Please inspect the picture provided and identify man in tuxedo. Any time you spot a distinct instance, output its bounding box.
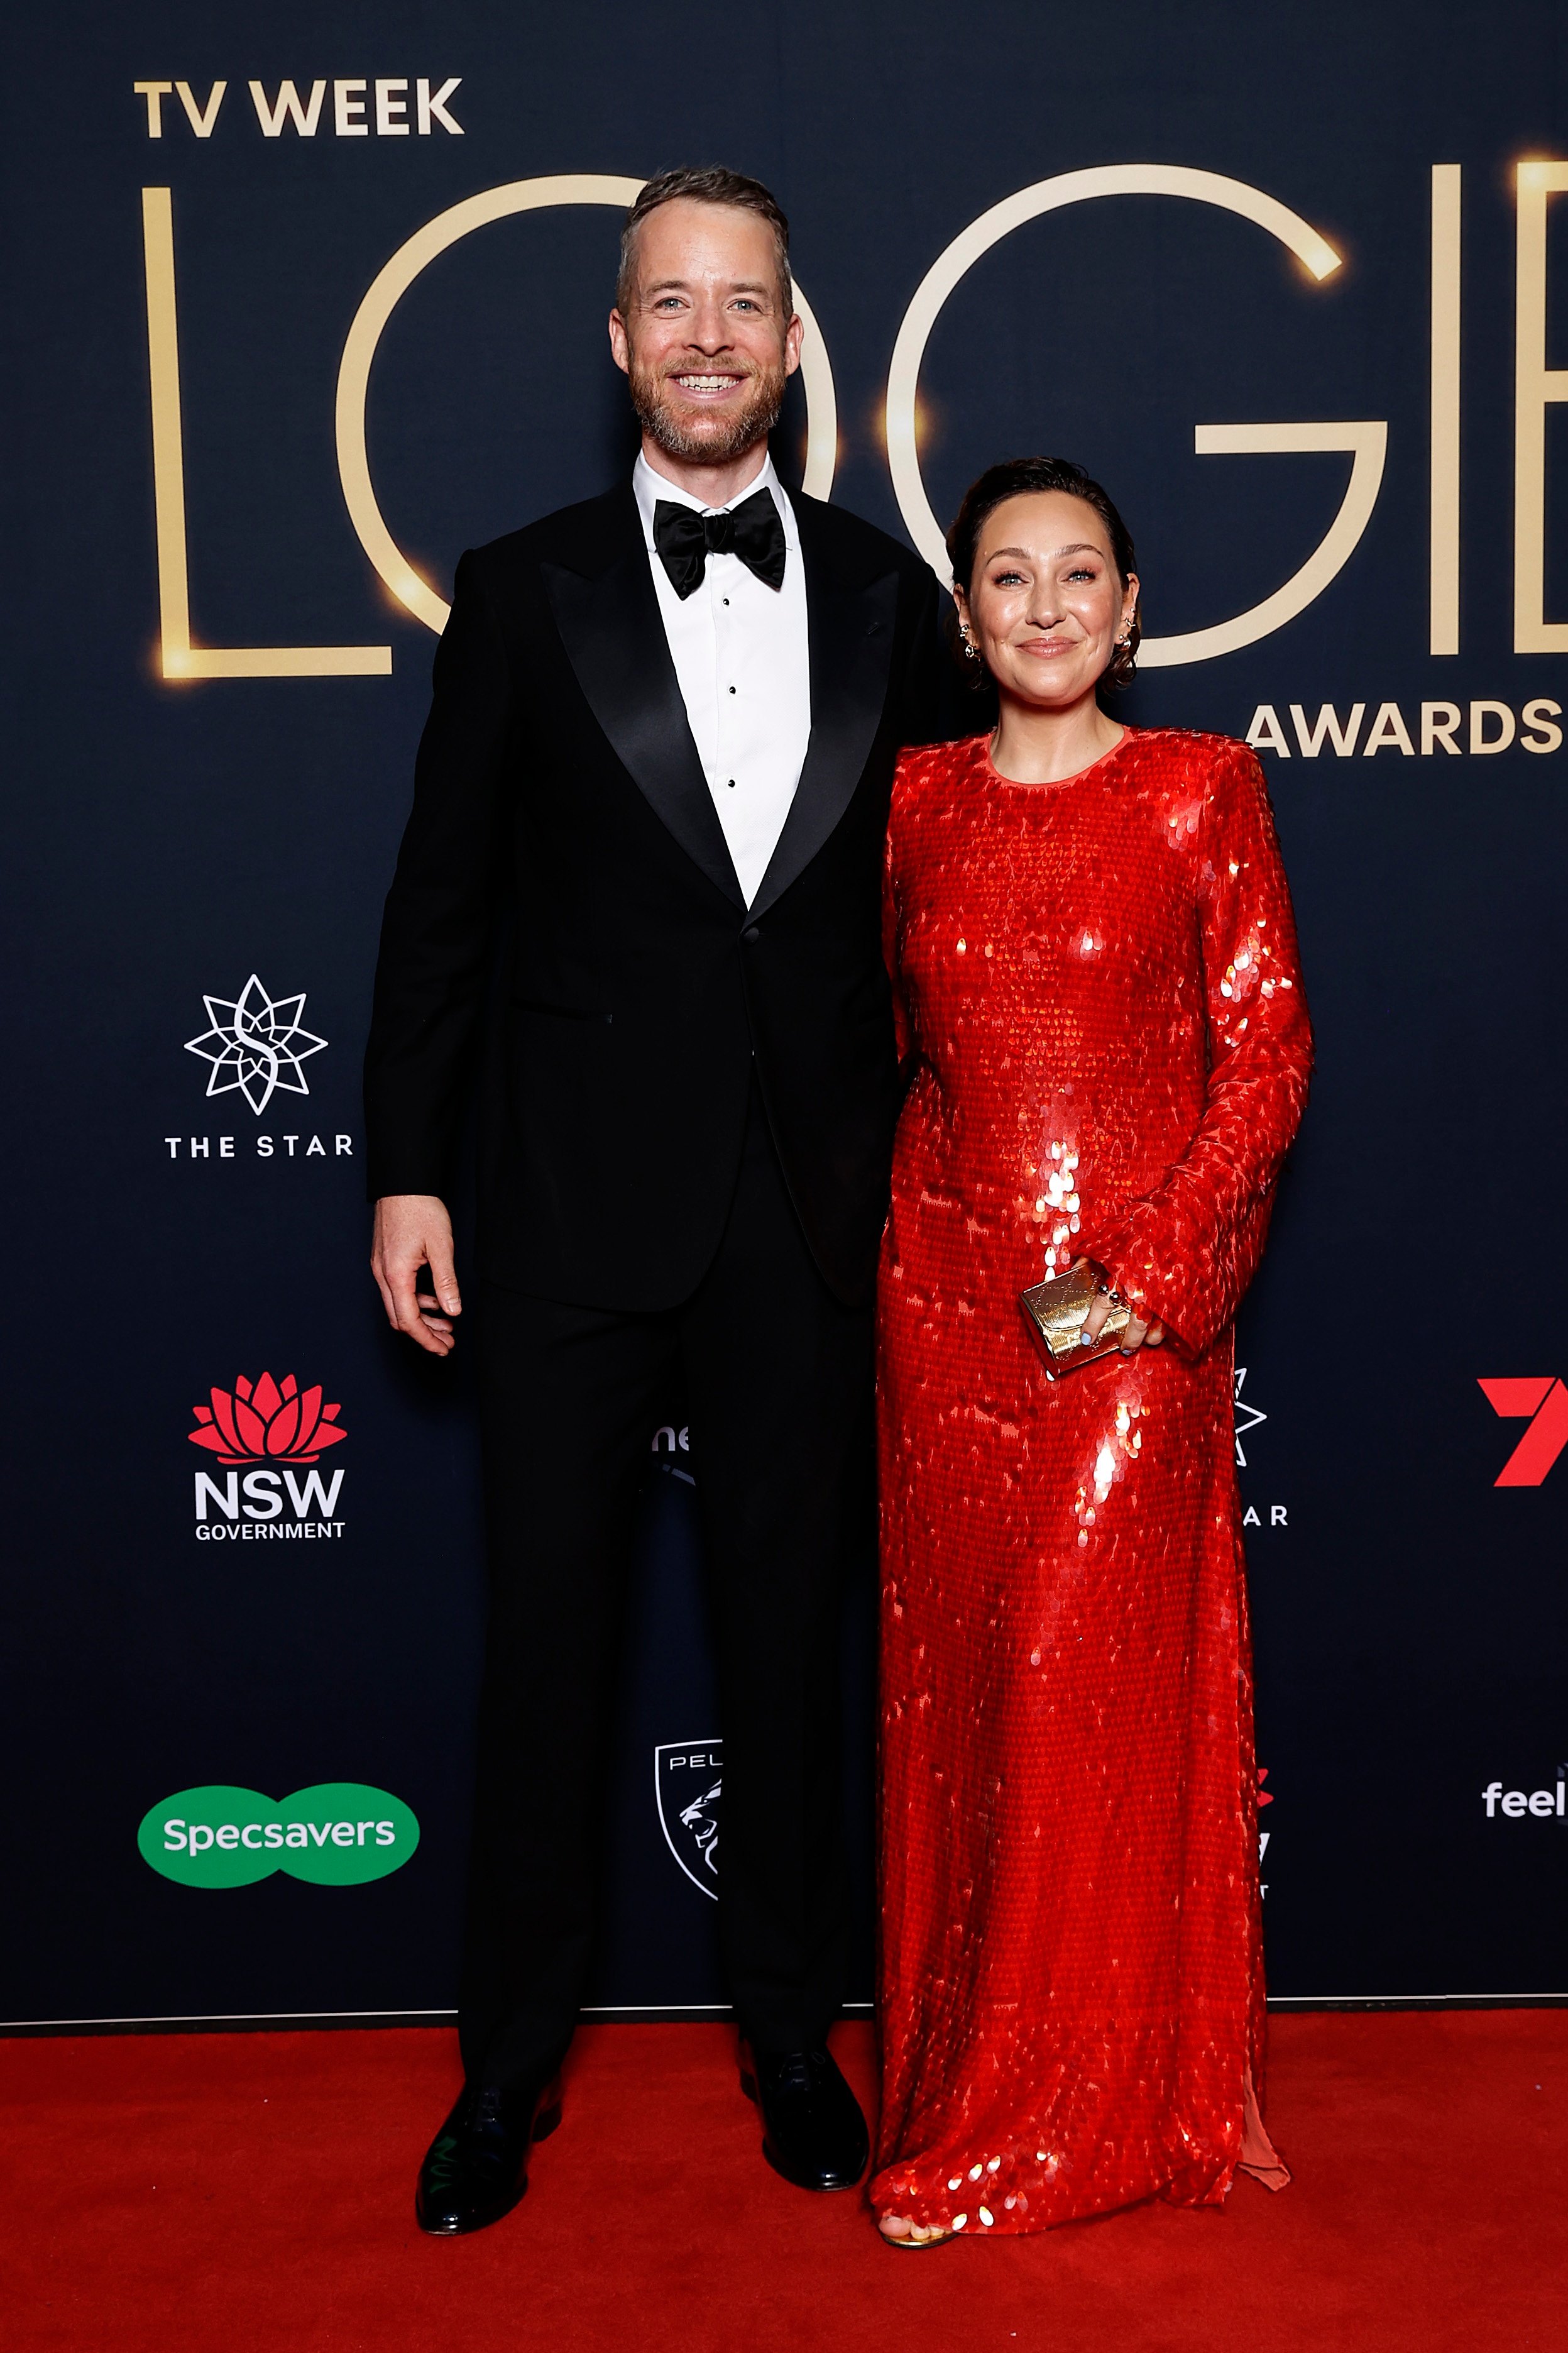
[365,165,941,2235]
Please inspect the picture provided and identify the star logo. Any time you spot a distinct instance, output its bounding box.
[1234,1367,1267,1468]
[184,974,327,1115]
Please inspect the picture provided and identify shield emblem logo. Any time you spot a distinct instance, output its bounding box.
[654,1739,722,1900]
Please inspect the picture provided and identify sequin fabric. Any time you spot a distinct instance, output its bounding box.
[872,727,1312,2235]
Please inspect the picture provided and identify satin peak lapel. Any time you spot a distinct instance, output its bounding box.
[750,509,899,921]
[542,505,745,912]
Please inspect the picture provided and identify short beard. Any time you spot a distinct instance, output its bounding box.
[628,354,787,467]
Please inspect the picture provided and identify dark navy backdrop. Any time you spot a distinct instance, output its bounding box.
[3,0,1564,2029]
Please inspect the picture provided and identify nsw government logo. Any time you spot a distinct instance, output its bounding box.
[190,1372,346,1540]
[138,1783,418,1887]
[655,1741,721,1900]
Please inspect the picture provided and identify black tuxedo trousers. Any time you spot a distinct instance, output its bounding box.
[462,1078,868,2088]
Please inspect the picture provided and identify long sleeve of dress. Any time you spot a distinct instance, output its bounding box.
[1086,742,1312,1357]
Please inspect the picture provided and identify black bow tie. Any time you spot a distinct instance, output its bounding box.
[652,488,788,599]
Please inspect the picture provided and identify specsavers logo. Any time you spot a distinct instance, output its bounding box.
[139,1783,417,1887]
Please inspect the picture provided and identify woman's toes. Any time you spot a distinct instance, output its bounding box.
[879,2214,950,2245]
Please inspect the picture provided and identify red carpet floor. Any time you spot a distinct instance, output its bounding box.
[4,2011,1564,2352]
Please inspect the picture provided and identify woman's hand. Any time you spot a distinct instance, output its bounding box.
[1082,1290,1165,1355]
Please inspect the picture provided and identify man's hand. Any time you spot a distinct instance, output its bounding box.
[371,1195,461,1357]
[1082,1288,1165,1355]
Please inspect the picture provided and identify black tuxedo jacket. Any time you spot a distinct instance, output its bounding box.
[364,477,943,1310]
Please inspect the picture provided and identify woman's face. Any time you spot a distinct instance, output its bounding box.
[956,491,1138,708]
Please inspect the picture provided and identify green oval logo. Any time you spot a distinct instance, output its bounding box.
[138,1784,419,1888]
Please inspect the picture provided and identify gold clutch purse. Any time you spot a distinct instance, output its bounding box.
[1020,1254,1131,1379]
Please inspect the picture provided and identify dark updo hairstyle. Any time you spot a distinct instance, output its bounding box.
[946,456,1142,695]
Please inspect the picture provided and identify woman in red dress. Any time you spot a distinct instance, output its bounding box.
[873,459,1311,2246]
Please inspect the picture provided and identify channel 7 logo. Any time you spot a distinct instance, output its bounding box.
[1478,1379,1568,1486]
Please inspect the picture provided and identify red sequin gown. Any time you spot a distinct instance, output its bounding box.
[872,727,1312,2235]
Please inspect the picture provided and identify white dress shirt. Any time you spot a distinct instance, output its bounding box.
[633,451,811,907]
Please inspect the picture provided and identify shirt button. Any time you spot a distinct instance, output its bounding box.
[728,685,737,695]
[727,778,736,789]
[723,598,730,607]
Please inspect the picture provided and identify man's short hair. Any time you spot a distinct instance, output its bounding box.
[616,167,792,319]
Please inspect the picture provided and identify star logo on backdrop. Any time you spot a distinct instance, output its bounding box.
[1233,1367,1268,1468]
[184,974,327,1115]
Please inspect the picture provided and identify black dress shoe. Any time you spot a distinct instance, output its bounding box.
[414,2075,562,2235]
[739,2042,869,2191]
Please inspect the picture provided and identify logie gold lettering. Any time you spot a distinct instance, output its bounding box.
[1429,165,1461,655]
[140,188,391,680]
[884,164,1386,668]
[1513,159,1568,653]
[128,155,1568,692]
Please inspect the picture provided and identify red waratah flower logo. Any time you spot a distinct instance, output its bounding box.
[188,1374,346,1463]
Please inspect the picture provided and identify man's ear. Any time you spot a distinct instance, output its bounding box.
[608,309,631,377]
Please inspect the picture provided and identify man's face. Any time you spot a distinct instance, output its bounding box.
[609,199,803,466]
